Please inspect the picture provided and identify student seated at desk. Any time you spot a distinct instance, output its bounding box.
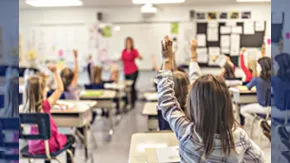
[272,53,290,120]
[156,36,264,162]
[240,48,254,83]
[241,57,272,126]
[61,50,80,100]
[23,64,75,163]
[220,60,236,80]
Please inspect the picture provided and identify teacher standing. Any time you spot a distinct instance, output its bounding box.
[121,37,143,108]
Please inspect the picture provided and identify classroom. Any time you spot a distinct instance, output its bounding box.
[9,0,286,162]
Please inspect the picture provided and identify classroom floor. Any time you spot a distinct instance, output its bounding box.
[20,71,271,163]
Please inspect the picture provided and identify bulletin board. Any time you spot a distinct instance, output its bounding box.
[196,21,266,67]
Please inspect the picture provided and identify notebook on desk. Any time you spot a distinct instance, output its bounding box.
[81,90,104,97]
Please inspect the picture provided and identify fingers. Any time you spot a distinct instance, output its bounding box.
[161,40,165,50]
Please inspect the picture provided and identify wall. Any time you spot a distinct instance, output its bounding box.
[20,3,270,77]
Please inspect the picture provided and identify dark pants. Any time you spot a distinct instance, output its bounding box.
[125,71,139,107]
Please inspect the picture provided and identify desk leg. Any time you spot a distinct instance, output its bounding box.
[109,102,114,137]
[84,125,88,159]
[126,88,132,110]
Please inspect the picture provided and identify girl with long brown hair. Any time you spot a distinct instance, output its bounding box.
[156,36,264,162]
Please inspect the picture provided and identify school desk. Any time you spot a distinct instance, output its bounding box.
[143,92,158,102]
[142,102,158,130]
[80,89,117,137]
[19,100,97,159]
[128,132,178,163]
[104,80,134,110]
[229,86,257,122]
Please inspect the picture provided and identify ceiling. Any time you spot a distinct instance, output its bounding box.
[19,0,248,9]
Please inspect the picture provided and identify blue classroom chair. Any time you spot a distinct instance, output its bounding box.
[19,113,73,163]
[0,118,19,162]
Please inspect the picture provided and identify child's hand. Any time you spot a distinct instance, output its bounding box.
[161,36,173,59]
[73,49,78,58]
[191,40,198,52]
[241,47,247,54]
[48,63,57,73]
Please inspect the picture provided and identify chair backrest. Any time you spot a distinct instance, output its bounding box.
[265,88,272,106]
[0,118,19,161]
[19,113,50,140]
[284,89,290,110]
[85,84,104,90]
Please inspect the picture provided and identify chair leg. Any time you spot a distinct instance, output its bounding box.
[66,149,74,163]
[55,158,62,163]
[250,117,257,138]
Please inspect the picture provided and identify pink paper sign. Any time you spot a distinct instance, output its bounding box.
[58,49,63,57]
[267,39,271,45]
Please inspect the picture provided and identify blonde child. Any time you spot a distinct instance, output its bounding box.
[24,64,74,163]
[156,36,264,162]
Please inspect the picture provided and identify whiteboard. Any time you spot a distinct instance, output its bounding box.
[109,22,195,70]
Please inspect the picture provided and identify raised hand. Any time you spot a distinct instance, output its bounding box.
[73,49,78,58]
[48,63,57,73]
[241,47,247,54]
[191,40,198,52]
[161,36,173,59]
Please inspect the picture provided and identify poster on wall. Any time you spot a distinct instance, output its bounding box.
[102,26,112,38]
[241,11,251,19]
[219,12,228,19]
[207,12,217,20]
[197,12,206,20]
[171,22,179,34]
[230,12,240,19]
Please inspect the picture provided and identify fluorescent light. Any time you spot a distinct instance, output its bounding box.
[141,3,157,13]
[25,0,83,7]
[133,0,185,4]
[237,0,270,2]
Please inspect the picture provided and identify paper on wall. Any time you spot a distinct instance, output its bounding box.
[155,146,180,163]
[243,21,255,35]
[230,34,240,56]
[208,22,218,28]
[196,48,207,54]
[272,12,283,24]
[227,21,236,27]
[220,35,230,47]
[207,27,218,41]
[221,48,230,54]
[197,54,208,63]
[220,26,231,34]
[232,26,242,34]
[209,47,220,55]
[196,34,206,47]
[255,21,265,32]
[196,48,208,63]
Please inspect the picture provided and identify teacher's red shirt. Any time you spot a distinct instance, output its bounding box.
[122,49,139,75]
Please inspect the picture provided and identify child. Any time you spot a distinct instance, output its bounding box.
[272,53,290,119]
[156,36,264,162]
[24,64,75,163]
[90,66,103,85]
[61,50,79,100]
[241,57,272,125]
[240,47,253,83]
[87,54,93,82]
[158,71,190,130]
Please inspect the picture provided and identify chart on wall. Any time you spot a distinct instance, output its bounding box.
[27,25,88,69]
[196,21,266,67]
